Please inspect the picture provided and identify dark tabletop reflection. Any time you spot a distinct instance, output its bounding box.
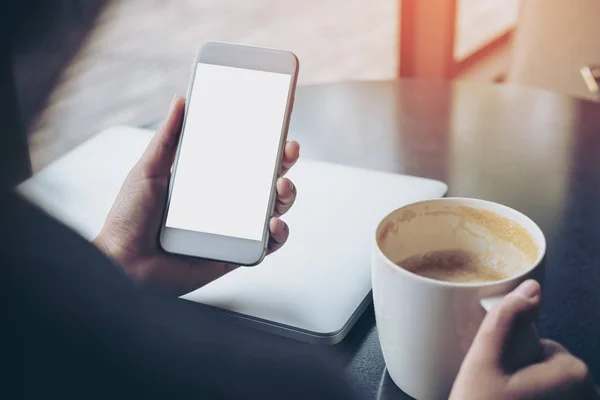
[289,80,600,400]
[378,370,414,400]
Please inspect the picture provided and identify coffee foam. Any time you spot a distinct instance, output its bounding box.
[377,202,540,281]
[399,249,509,283]
[454,206,538,263]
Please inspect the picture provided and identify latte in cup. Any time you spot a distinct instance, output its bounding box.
[383,205,538,284]
[399,249,508,283]
[372,198,546,400]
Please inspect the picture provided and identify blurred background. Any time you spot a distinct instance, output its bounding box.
[3,0,600,174]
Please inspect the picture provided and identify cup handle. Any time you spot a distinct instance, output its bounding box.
[480,296,544,371]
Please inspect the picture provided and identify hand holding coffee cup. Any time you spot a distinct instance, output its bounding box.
[372,198,546,400]
[450,279,600,400]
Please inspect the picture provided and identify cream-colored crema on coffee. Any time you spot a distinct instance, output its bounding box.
[390,206,539,283]
[399,249,508,283]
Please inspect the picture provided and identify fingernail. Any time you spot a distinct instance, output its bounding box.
[169,95,178,111]
[288,179,294,192]
[515,280,540,299]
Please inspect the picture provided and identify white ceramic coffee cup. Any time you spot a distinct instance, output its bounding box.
[372,198,546,400]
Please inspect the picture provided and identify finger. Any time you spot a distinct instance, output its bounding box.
[138,95,185,179]
[274,177,296,217]
[280,141,300,176]
[539,338,568,357]
[508,339,596,398]
[267,217,289,254]
[465,280,541,365]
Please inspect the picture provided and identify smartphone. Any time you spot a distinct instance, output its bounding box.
[159,41,299,266]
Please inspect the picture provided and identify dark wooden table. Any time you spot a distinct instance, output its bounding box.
[287,80,600,400]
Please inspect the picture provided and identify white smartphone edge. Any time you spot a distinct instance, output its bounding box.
[158,41,299,266]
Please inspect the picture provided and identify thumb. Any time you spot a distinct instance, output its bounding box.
[138,95,185,179]
[465,280,541,366]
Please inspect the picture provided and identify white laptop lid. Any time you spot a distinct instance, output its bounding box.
[17,126,447,344]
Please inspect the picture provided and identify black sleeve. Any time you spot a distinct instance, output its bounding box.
[1,191,363,400]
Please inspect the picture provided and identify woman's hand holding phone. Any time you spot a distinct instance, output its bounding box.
[93,96,300,296]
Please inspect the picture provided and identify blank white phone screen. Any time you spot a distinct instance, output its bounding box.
[165,63,291,241]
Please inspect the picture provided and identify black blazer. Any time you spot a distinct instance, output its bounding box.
[1,191,362,399]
